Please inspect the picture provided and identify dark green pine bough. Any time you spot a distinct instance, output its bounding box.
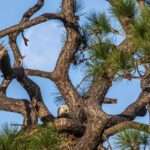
[0,0,150,149]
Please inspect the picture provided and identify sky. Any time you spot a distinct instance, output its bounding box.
[0,0,149,138]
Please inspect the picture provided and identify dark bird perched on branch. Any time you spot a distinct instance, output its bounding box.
[0,44,13,79]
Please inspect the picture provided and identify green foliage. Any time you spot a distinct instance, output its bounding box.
[114,129,150,150]
[0,124,62,150]
[111,0,137,19]
[83,8,137,79]
[87,13,112,35]
[0,124,18,150]
[87,40,134,78]
[133,7,150,49]
[133,7,150,40]
[132,7,150,63]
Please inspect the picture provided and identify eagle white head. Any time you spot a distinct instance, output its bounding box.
[57,104,70,117]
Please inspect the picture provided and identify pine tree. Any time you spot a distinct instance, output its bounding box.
[0,0,150,149]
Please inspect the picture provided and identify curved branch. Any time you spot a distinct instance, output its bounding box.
[20,0,45,47]
[9,0,46,65]
[0,96,35,127]
[21,0,45,22]
[121,92,149,118]
[0,79,11,96]
[52,0,82,110]
[0,95,42,127]
[8,1,55,124]
[0,14,63,38]
[0,96,30,114]
[104,121,150,139]
[19,76,54,122]
[54,118,85,136]
[108,91,150,127]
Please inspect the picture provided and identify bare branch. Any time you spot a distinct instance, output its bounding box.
[104,121,150,139]
[21,0,45,22]
[20,0,45,46]
[0,14,63,38]
[54,118,85,136]
[52,0,82,110]
[121,93,149,118]
[0,96,30,114]
[0,95,42,127]
[19,76,54,122]
[9,33,23,66]
[108,91,150,127]
[25,69,52,79]
[0,95,34,127]
[0,79,11,96]
[9,0,45,66]
[103,98,117,104]
[7,1,55,124]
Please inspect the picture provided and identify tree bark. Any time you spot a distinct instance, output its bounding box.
[74,123,105,150]
[0,0,150,149]
[73,102,108,150]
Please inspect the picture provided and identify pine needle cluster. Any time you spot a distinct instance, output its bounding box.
[82,0,150,80]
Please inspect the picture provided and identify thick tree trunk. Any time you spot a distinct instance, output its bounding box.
[58,121,106,150]
[55,102,108,150]
[1,1,149,150]
[73,122,106,150]
[72,103,108,150]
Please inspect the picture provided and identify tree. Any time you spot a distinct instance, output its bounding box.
[0,0,150,149]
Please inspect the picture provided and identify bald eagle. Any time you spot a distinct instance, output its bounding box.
[57,104,70,118]
[0,44,13,79]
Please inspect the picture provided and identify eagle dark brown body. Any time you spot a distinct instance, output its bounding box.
[0,44,13,79]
